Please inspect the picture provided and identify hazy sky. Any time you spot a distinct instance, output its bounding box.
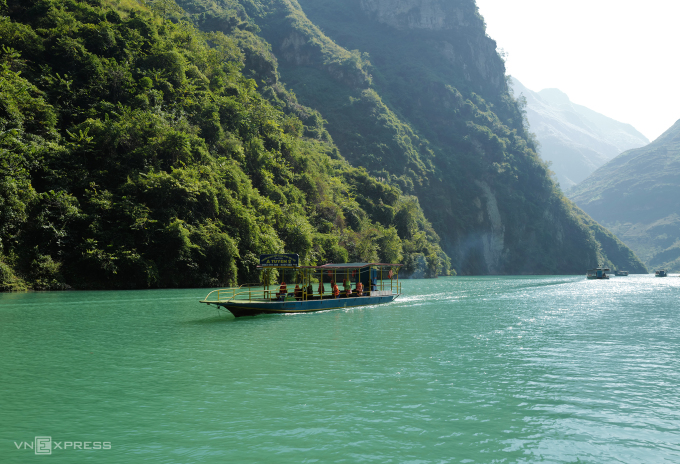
[476,0,680,141]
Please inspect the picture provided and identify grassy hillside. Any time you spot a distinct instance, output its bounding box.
[0,0,450,291]
[570,120,680,271]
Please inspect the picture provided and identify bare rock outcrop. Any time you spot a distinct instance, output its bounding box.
[359,0,503,91]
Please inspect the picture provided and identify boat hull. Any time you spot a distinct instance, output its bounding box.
[201,294,399,317]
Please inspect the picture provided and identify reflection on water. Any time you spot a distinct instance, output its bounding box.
[1,276,680,463]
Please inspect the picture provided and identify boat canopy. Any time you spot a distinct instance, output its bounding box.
[319,262,403,268]
[257,262,402,270]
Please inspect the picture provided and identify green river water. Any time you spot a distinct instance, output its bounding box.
[1,275,680,463]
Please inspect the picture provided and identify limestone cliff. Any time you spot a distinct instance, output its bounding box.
[359,0,503,92]
[473,180,505,273]
[360,0,477,31]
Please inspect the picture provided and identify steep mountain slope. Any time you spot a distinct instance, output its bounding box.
[511,78,648,190]
[0,0,449,291]
[229,0,646,274]
[570,120,680,271]
[0,0,649,289]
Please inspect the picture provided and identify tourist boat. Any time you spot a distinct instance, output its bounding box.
[655,270,668,277]
[586,265,610,279]
[614,270,629,276]
[200,254,403,317]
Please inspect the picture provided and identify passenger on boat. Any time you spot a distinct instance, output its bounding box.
[294,284,302,300]
[356,281,364,296]
[318,281,325,296]
[343,279,351,297]
[278,282,287,300]
[332,281,340,298]
[306,283,313,299]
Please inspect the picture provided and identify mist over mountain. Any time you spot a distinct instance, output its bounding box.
[511,78,649,190]
[570,120,680,271]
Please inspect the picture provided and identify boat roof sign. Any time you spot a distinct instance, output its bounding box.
[259,253,299,267]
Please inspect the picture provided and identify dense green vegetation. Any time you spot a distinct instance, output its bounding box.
[0,0,450,291]
[1,0,649,291]
[570,120,680,272]
[207,0,646,274]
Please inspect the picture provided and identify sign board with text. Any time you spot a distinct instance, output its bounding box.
[259,254,299,267]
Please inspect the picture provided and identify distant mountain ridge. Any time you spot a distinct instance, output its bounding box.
[511,78,649,190]
[569,120,680,271]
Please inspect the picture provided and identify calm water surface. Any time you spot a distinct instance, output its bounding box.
[1,275,680,463]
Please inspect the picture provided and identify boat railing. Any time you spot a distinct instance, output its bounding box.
[203,284,271,303]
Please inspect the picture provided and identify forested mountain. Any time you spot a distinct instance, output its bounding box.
[0,0,448,290]
[212,0,645,275]
[570,120,680,271]
[0,0,646,291]
[511,78,648,190]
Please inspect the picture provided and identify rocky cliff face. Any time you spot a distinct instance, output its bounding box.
[251,0,647,275]
[359,0,504,92]
[359,0,475,30]
[474,180,505,273]
[280,32,314,65]
[265,1,373,89]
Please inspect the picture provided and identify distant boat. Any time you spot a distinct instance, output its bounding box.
[655,270,668,277]
[614,270,629,276]
[587,265,610,280]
